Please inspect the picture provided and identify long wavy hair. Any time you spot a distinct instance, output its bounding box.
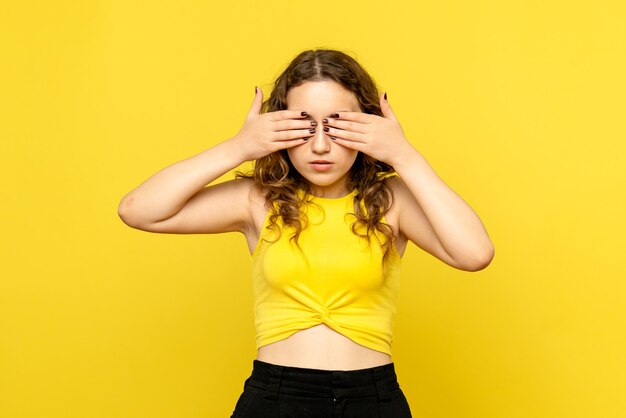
[237,49,397,260]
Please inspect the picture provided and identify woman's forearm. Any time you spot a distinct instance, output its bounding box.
[117,137,247,225]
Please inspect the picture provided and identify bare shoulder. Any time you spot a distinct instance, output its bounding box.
[247,181,270,231]
[386,174,410,198]
[244,182,273,255]
[384,175,408,232]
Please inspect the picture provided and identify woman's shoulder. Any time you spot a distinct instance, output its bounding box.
[379,173,404,230]
[245,181,273,232]
[383,173,408,198]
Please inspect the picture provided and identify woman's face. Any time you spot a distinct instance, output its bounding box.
[285,80,361,198]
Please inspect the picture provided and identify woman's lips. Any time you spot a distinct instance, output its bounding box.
[310,161,333,171]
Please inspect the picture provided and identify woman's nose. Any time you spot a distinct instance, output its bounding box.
[310,123,331,153]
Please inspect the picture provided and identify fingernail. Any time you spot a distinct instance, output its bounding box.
[330,113,339,118]
[301,111,307,116]
[310,121,317,126]
[303,137,309,141]
[255,86,257,94]
[309,128,316,133]
[331,136,336,140]
[384,92,387,100]
[323,126,329,132]
[322,118,329,124]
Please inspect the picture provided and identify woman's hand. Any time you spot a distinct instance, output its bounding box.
[231,86,316,161]
[321,93,414,167]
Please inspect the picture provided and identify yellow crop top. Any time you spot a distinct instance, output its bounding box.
[250,188,403,356]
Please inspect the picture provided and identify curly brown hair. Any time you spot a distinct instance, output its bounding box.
[236,49,397,260]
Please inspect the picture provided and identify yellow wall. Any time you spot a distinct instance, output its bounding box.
[1,1,625,417]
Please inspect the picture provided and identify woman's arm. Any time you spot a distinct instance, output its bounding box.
[390,151,494,271]
[117,139,252,234]
[321,93,494,271]
[117,87,313,235]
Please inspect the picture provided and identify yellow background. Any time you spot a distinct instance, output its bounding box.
[1,1,625,417]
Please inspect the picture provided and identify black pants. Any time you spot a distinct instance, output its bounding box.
[230,359,412,417]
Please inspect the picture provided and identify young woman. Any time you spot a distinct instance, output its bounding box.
[118,49,494,417]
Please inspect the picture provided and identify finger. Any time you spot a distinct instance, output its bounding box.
[322,125,366,142]
[273,118,318,132]
[330,136,366,152]
[322,117,368,134]
[328,111,371,123]
[273,127,317,141]
[380,92,398,121]
[275,137,312,150]
[247,86,263,118]
[267,109,309,121]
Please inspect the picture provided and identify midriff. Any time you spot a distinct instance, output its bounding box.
[256,323,392,371]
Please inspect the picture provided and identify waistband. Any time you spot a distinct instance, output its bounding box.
[245,359,400,401]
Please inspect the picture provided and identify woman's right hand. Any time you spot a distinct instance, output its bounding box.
[230,86,316,161]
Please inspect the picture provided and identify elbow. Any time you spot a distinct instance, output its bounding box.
[117,195,139,228]
[459,242,495,272]
[117,195,164,231]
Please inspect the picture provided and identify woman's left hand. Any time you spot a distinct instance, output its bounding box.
[322,93,414,166]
